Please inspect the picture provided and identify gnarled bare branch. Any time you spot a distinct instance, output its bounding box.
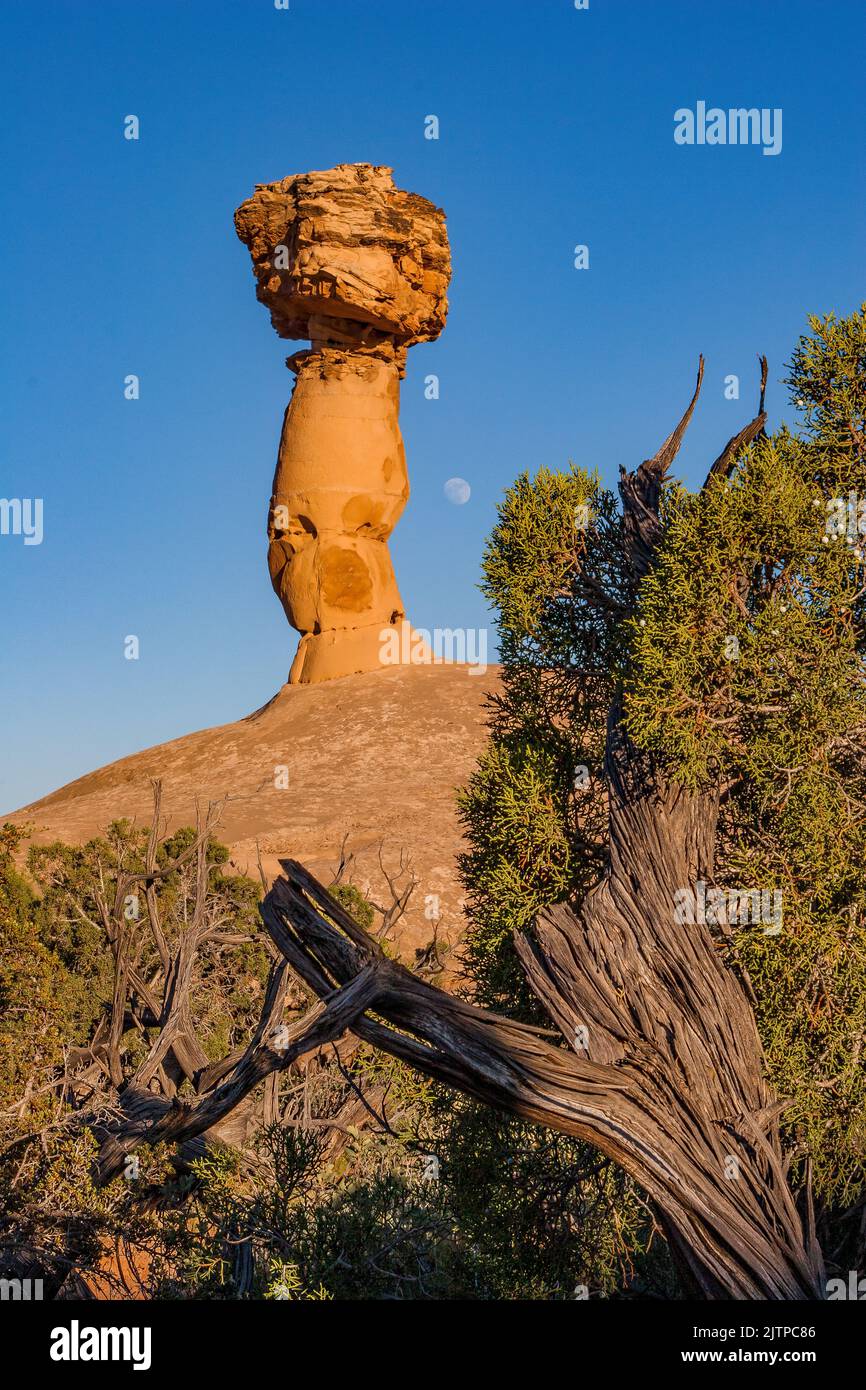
[705,354,769,484]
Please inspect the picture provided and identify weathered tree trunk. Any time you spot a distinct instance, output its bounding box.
[257,852,823,1298]
[519,708,821,1298]
[91,839,823,1297]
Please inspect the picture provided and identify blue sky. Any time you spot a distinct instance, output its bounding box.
[1,0,864,811]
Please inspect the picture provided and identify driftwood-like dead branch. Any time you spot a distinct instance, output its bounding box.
[369,842,417,938]
[249,856,824,1301]
[619,356,704,584]
[94,959,380,1182]
[705,355,768,484]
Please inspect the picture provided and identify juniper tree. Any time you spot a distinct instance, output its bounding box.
[90,307,865,1300]
[456,307,866,1283]
[625,309,866,1268]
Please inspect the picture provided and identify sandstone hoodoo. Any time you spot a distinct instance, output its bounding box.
[234,164,451,684]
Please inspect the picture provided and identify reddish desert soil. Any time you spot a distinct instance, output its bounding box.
[8,664,500,955]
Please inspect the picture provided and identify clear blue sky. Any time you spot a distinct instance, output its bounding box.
[1,0,864,812]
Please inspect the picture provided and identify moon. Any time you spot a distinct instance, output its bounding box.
[444,477,471,505]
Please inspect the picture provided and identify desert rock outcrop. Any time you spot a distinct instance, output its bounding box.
[235,164,451,683]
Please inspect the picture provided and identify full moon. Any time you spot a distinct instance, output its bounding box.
[444,476,471,505]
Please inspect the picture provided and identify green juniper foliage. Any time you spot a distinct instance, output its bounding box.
[27,822,267,1062]
[327,881,375,933]
[0,824,68,1112]
[624,307,866,1261]
[454,467,669,1296]
[458,465,621,1016]
[0,820,269,1292]
[459,306,866,1279]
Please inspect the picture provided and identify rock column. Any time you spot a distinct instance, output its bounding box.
[234,164,450,683]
